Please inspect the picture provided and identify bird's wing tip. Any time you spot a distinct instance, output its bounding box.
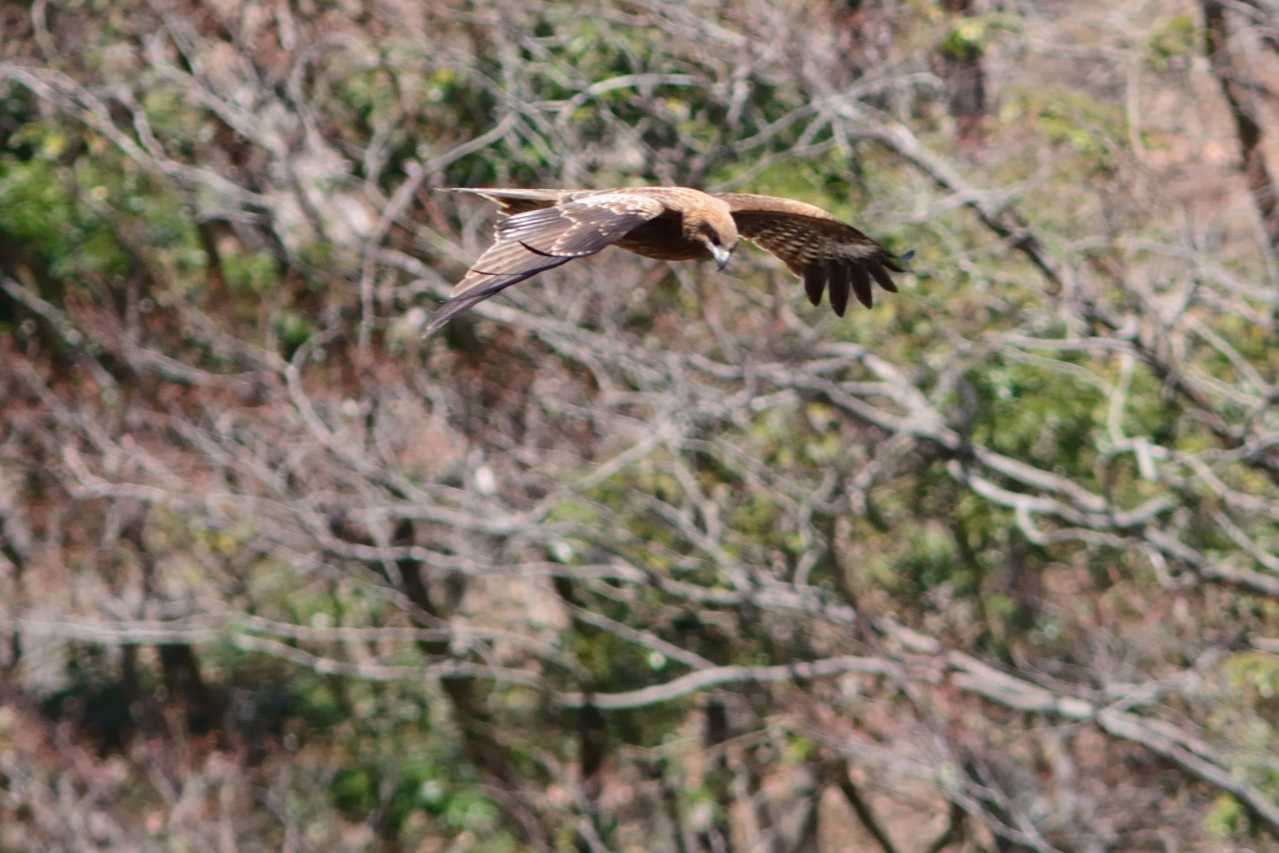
[424,303,463,337]
[886,249,915,273]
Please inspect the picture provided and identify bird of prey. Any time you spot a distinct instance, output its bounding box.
[427,186,908,334]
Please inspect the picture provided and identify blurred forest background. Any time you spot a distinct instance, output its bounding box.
[2,0,1279,850]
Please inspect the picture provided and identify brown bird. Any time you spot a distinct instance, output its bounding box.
[428,186,908,334]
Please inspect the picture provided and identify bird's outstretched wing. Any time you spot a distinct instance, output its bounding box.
[715,193,907,316]
[428,191,665,334]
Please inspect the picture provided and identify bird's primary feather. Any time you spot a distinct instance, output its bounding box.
[714,192,903,314]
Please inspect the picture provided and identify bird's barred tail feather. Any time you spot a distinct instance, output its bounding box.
[441,187,564,214]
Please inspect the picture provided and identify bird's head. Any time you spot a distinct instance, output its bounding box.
[686,207,739,271]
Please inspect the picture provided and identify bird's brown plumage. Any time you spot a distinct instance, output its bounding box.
[428,186,906,334]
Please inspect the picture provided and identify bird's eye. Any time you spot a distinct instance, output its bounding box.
[700,223,721,245]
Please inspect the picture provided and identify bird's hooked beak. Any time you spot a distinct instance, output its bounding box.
[711,243,733,271]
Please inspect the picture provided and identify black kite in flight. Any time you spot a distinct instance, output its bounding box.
[428,187,908,334]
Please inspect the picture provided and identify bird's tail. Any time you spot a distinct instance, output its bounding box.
[441,188,562,214]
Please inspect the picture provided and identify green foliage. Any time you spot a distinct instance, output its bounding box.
[939,18,988,61]
[883,522,967,598]
[1147,14,1199,71]
[967,355,1104,477]
[1003,86,1127,176]
[224,250,281,294]
[1206,793,1250,841]
[273,309,314,358]
[938,13,1021,61]
[330,766,378,816]
[1224,653,1279,702]
[140,87,206,148]
[331,754,508,841]
[0,156,126,280]
[0,118,204,302]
